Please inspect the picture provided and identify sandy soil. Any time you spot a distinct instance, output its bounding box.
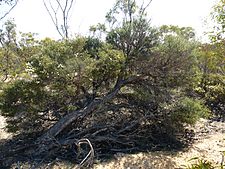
[174,118,225,168]
[0,115,11,140]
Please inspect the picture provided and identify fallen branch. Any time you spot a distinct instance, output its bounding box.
[76,138,94,168]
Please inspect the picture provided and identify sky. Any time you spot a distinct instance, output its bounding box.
[1,0,218,40]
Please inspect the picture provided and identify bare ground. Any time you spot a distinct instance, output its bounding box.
[0,116,11,140]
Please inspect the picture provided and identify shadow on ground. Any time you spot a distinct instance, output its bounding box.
[0,124,194,169]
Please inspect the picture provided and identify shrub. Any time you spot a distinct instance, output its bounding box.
[187,159,214,169]
[171,97,210,125]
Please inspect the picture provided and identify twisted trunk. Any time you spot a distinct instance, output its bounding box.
[38,79,125,140]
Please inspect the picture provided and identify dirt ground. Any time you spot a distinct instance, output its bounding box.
[0,116,224,169]
[0,116,11,140]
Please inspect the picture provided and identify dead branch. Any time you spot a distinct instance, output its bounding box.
[0,0,19,21]
[76,138,94,168]
[42,0,76,39]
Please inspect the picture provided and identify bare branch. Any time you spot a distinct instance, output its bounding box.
[0,0,19,21]
[76,138,94,168]
[55,0,63,12]
[43,0,64,38]
[140,0,152,16]
[43,0,75,39]
[66,0,75,19]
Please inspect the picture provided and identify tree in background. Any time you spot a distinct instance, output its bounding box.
[194,0,225,116]
[0,20,38,83]
[210,0,225,41]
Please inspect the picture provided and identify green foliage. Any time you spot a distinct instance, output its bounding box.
[91,45,125,86]
[105,0,137,27]
[171,97,210,125]
[210,0,225,41]
[186,159,214,169]
[0,20,20,80]
[194,41,225,115]
[89,23,106,39]
[185,156,225,169]
[160,25,195,40]
[150,32,198,90]
[105,0,159,60]
[0,80,47,132]
[0,20,38,85]
[194,0,225,115]
[84,37,103,58]
[106,21,159,58]
[0,35,127,132]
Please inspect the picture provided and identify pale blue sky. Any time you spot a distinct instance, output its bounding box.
[1,0,217,40]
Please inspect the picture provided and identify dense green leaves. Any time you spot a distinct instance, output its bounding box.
[171,97,210,125]
[0,36,127,132]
